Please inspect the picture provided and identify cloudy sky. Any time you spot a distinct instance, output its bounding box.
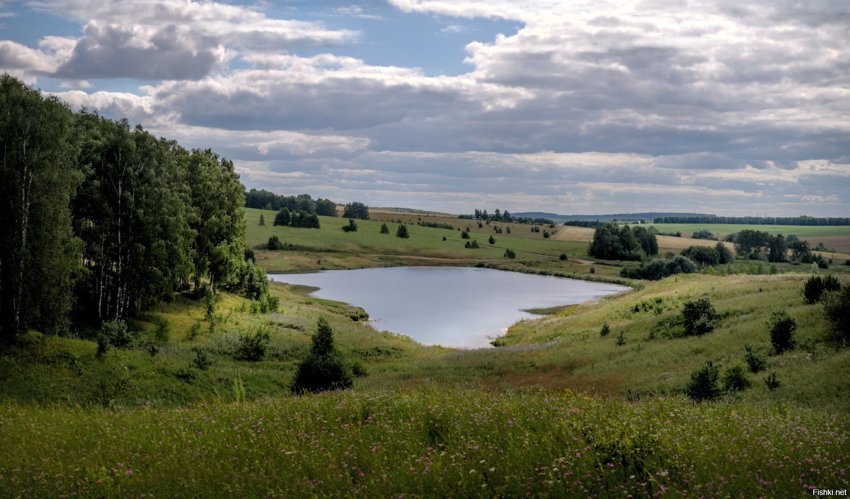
[2,0,849,215]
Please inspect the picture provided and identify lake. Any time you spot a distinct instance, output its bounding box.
[269,267,628,348]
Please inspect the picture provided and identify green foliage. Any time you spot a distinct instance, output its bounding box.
[559,253,567,261]
[292,318,353,393]
[315,198,337,216]
[234,331,271,362]
[396,224,409,238]
[764,372,781,391]
[803,275,841,304]
[743,343,766,373]
[192,348,212,370]
[379,223,389,234]
[822,284,850,346]
[342,202,369,220]
[0,75,80,340]
[274,208,291,226]
[722,365,751,392]
[258,214,265,226]
[715,242,735,264]
[620,256,696,280]
[504,248,516,258]
[768,311,797,354]
[681,297,718,336]
[461,230,470,239]
[616,330,626,345]
[464,240,480,249]
[96,320,132,356]
[267,235,285,250]
[488,235,495,244]
[600,323,611,337]
[589,223,658,261]
[342,219,358,232]
[685,361,721,401]
[691,229,715,240]
[681,246,720,267]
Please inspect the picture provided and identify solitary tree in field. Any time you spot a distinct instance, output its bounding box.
[489,235,495,244]
[396,224,409,238]
[380,223,389,234]
[259,214,265,226]
[291,318,352,393]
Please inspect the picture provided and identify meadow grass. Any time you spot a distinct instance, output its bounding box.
[1,387,846,497]
[3,208,850,496]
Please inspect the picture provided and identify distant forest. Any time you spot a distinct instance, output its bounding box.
[244,189,337,216]
[0,75,268,344]
[516,212,712,222]
[653,216,850,226]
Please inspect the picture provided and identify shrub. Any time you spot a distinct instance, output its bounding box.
[292,318,353,393]
[465,240,480,249]
[273,208,291,226]
[559,253,567,261]
[743,343,766,373]
[803,275,841,304]
[680,246,720,267]
[396,224,409,238]
[97,320,132,356]
[267,235,285,250]
[504,248,516,259]
[715,242,735,264]
[822,284,850,345]
[681,297,718,336]
[691,229,715,240]
[488,235,495,244]
[192,348,212,370]
[234,331,271,361]
[616,331,626,346]
[685,361,721,402]
[666,255,697,275]
[722,365,751,392]
[258,214,265,226]
[188,321,201,340]
[342,219,358,232]
[461,230,470,239]
[768,311,796,354]
[380,223,389,234]
[600,323,611,337]
[764,372,781,391]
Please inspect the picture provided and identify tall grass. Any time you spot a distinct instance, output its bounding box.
[0,387,846,497]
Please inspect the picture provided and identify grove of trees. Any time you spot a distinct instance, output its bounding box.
[0,75,263,345]
[588,223,658,261]
[342,202,369,220]
[244,189,337,216]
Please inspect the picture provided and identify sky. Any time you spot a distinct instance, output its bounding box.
[1,0,849,216]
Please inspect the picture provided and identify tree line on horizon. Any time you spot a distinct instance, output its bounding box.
[0,75,262,345]
[244,189,337,217]
[653,215,850,226]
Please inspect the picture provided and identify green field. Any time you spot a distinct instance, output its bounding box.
[651,223,850,253]
[2,207,850,496]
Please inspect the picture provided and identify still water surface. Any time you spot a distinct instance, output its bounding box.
[269,267,628,348]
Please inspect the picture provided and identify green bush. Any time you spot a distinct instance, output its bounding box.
[743,343,766,373]
[685,361,721,402]
[600,323,611,337]
[380,223,389,234]
[396,224,409,238]
[192,348,212,370]
[822,284,850,345]
[342,219,358,232]
[764,372,781,391]
[803,275,841,304]
[267,235,285,250]
[292,318,353,393]
[234,331,271,361]
[96,320,132,356]
[722,365,750,392]
[768,311,796,354]
[681,297,718,336]
[504,248,516,259]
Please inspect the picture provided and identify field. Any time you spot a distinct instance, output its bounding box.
[651,223,850,253]
[2,207,849,496]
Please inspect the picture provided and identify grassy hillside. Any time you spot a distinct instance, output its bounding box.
[2,388,846,497]
[2,206,849,496]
